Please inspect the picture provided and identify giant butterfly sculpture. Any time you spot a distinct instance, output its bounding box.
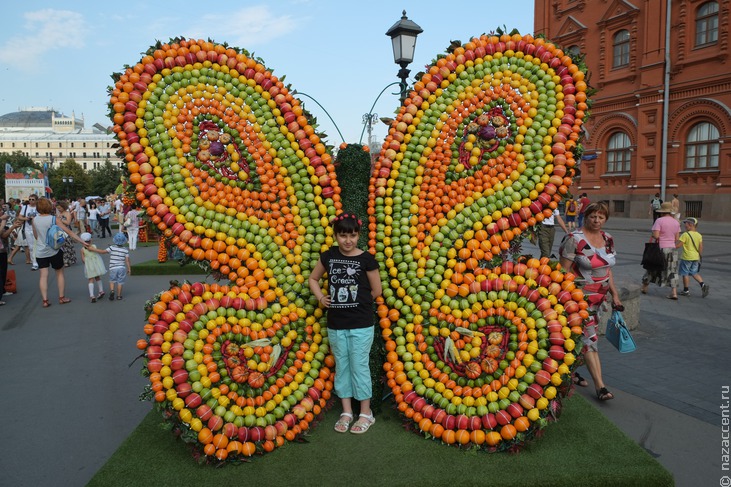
[118,32,590,462]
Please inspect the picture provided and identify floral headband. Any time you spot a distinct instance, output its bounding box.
[332,213,362,226]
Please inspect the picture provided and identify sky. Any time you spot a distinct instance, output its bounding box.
[0,1,534,147]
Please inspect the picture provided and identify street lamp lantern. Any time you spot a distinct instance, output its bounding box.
[62,176,74,199]
[386,10,423,103]
[362,112,379,146]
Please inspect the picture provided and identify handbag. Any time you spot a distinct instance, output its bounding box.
[605,310,636,353]
[687,233,702,270]
[5,269,17,294]
[641,239,665,272]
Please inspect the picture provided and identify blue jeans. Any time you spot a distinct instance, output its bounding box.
[327,327,374,401]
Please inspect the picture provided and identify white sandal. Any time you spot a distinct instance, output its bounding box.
[334,412,353,433]
[350,412,375,434]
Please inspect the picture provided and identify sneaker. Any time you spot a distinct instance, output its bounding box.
[109,291,115,301]
[679,290,690,296]
[702,284,710,298]
[91,297,97,303]
[97,291,105,299]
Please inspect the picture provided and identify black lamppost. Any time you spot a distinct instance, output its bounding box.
[362,112,379,147]
[386,10,423,103]
[62,176,74,200]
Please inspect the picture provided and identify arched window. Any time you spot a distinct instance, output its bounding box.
[612,30,630,68]
[696,2,719,47]
[606,132,631,173]
[685,122,720,169]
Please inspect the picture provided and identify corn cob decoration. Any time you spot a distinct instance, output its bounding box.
[138,221,148,243]
[157,237,167,263]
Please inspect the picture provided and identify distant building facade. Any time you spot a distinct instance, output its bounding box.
[0,107,119,171]
[535,0,730,220]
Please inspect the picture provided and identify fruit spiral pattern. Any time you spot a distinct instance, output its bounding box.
[369,33,590,450]
[115,38,338,462]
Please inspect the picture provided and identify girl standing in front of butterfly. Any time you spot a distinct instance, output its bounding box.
[309,213,382,434]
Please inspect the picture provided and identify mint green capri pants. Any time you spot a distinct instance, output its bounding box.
[327,327,374,401]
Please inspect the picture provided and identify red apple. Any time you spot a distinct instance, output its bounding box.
[519,394,536,409]
[534,370,551,386]
[527,384,544,400]
[549,345,566,361]
[264,425,277,441]
[249,426,264,442]
[185,393,202,409]
[196,405,212,421]
[147,345,162,359]
[496,410,512,426]
[543,358,559,374]
[507,403,524,419]
[191,282,205,296]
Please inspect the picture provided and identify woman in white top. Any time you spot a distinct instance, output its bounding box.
[32,198,88,307]
[124,207,141,250]
[88,202,100,237]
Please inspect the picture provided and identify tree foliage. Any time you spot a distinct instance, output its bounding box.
[47,159,91,200]
[87,160,124,197]
[334,144,372,248]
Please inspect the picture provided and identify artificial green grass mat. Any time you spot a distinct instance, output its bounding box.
[88,395,673,487]
[131,259,207,275]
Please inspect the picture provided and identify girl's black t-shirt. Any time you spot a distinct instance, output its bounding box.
[320,247,379,330]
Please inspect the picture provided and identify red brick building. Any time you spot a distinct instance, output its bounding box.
[535,0,730,220]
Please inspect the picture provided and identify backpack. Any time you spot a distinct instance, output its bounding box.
[567,200,576,213]
[46,216,68,250]
[651,198,662,210]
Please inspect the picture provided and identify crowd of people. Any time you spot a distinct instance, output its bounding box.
[0,194,138,307]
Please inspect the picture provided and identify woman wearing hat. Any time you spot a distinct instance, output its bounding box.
[641,202,681,299]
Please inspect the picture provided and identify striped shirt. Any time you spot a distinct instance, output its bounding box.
[106,245,129,269]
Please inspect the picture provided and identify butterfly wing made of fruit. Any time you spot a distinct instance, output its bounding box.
[369,33,590,451]
[116,38,339,462]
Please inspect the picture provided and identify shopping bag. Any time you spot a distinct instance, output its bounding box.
[605,310,636,353]
[641,240,665,272]
[5,269,17,294]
